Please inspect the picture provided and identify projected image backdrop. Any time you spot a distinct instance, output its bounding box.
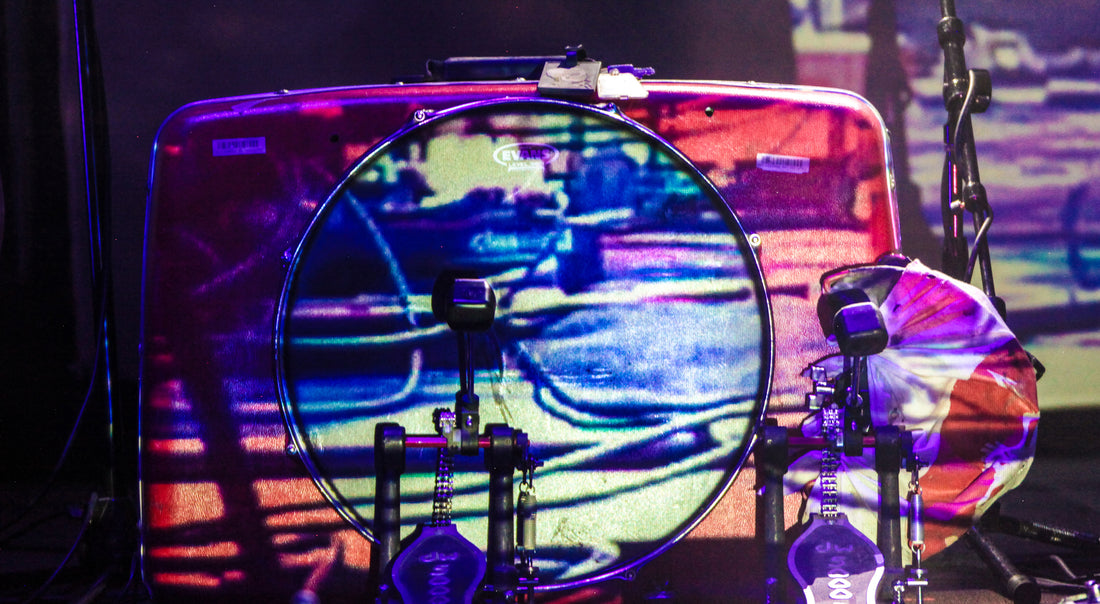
[791,1,1100,410]
[276,99,771,587]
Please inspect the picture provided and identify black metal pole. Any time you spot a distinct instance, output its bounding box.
[965,527,1041,604]
[757,424,788,603]
[937,0,999,301]
[484,424,519,601]
[73,0,119,501]
[937,0,971,281]
[984,510,1100,552]
[875,425,903,592]
[372,423,406,601]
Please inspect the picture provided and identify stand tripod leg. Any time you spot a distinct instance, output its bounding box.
[966,526,1041,604]
[982,504,1100,551]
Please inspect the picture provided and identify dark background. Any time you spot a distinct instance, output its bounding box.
[2,0,802,483]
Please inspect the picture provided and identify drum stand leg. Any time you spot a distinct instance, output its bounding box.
[960,498,1100,604]
[484,424,522,603]
[964,526,1041,604]
[875,425,904,595]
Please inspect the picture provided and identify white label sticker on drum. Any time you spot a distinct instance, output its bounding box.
[213,137,266,157]
[756,153,810,174]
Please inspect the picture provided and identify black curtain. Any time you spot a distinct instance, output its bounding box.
[0,1,90,479]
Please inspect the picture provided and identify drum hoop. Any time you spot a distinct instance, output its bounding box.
[273,96,775,589]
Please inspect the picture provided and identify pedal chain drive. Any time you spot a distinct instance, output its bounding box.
[788,403,886,603]
[392,412,486,604]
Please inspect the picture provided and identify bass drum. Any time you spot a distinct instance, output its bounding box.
[275,97,772,589]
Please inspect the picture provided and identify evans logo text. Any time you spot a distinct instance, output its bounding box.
[493,143,559,170]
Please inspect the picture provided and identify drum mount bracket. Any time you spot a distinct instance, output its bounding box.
[410,45,652,101]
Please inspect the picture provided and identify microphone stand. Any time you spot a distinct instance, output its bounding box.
[937,0,1002,314]
[935,8,1075,603]
[74,0,133,571]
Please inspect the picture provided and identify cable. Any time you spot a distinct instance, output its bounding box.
[965,211,994,283]
[946,68,996,288]
[14,493,97,604]
[0,319,102,540]
[73,0,119,499]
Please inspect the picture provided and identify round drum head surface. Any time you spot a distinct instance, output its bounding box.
[276,98,771,588]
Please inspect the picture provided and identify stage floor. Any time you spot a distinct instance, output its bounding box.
[2,408,1098,603]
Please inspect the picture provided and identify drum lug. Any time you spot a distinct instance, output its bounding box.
[410,108,434,123]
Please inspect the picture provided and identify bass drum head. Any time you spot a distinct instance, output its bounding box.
[275,98,772,589]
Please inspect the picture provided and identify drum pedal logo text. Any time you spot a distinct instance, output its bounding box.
[494,142,559,171]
